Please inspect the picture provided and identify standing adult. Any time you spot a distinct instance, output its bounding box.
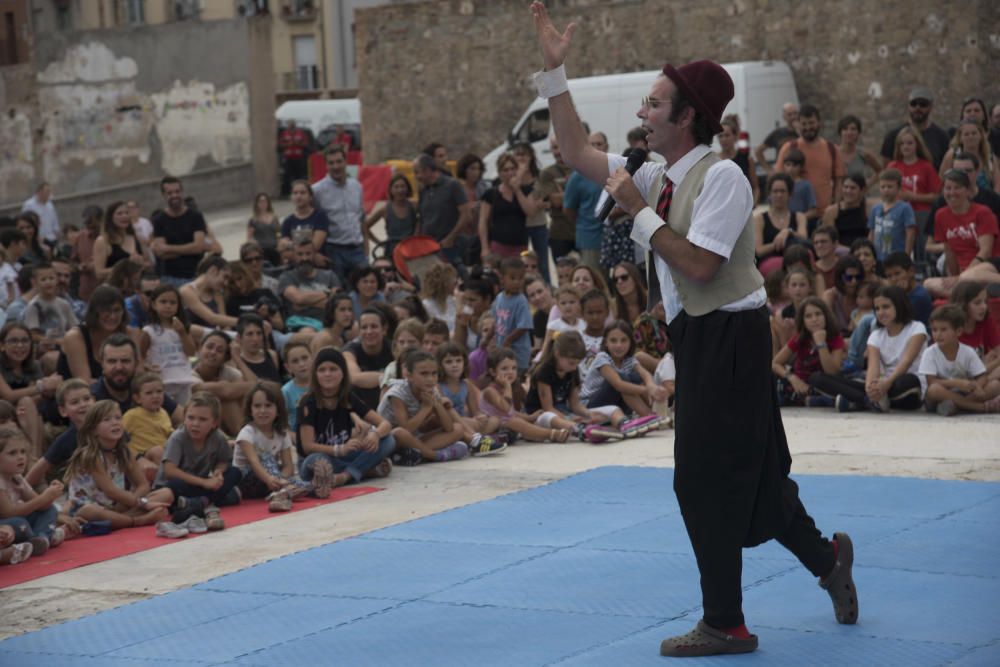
[775,105,845,214]
[478,153,537,259]
[422,142,451,175]
[151,176,212,287]
[718,118,759,204]
[939,120,1000,192]
[456,154,489,265]
[413,153,472,271]
[246,193,281,266]
[990,102,1000,157]
[278,119,309,196]
[537,136,576,263]
[754,102,799,176]
[563,132,607,272]
[72,205,101,301]
[21,182,60,246]
[312,146,367,285]
[512,141,551,284]
[530,4,855,657]
[836,114,882,190]
[880,87,951,170]
[364,174,417,262]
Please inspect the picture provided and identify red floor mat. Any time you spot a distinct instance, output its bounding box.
[0,486,381,589]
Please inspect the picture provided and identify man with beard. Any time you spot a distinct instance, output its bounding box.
[774,104,845,215]
[881,87,951,170]
[152,176,214,286]
[277,237,341,331]
[92,334,182,423]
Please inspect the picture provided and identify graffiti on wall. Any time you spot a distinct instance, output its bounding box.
[35,42,251,185]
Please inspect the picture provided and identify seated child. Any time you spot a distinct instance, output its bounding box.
[951,282,1000,380]
[525,332,627,442]
[771,267,814,358]
[538,286,586,358]
[0,426,66,558]
[65,401,176,533]
[772,297,846,407]
[24,379,94,486]
[122,372,172,483]
[469,313,495,382]
[437,343,505,455]
[580,321,668,421]
[296,347,395,488]
[378,349,469,463]
[235,382,310,511]
[920,304,1000,415]
[480,348,573,443]
[579,289,610,378]
[281,341,312,434]
[155,392,240,531]
[422,318,450,357]
[379,318,426,390]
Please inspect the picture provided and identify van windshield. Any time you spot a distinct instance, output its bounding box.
[512,108,550,145]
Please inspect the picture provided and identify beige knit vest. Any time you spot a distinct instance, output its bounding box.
[646,151,764,316]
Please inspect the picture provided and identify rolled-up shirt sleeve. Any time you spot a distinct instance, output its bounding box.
[686,161,754,261]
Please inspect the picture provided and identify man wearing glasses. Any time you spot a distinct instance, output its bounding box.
[880,87,951,170]
[125,272,160,329]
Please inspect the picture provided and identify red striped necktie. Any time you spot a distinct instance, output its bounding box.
[655,177,674,221]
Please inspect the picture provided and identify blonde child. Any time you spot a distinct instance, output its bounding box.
[297,347,395,489]
[235,382,310,512]
[772,297,846,407]
[379,349,469,463]
[0,426,65,558]
[580,321,667,422]
[380,317,426,389]
[24,379,94,486]
[65,401,177,535]
[526,332,628,443]
[122,372,172,483]
[480,348,571,443]
[437,343,506,456]
[155,392,239,531]
[420,263,458,332]
[281,341,312,433]
[139,285,198,405]
[920,305,1000,415]
[469,312,495,381]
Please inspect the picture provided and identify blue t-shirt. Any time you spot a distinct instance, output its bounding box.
[282,379,309,431]
[563,171,603,250]
[868,201,916,260]
[788,179,817,216]
[909,285,933,326]
[491,291,532,371]
[281,209,327,241]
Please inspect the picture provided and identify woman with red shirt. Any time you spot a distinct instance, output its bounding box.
[888,126,941,230]
[924,169,1000,298]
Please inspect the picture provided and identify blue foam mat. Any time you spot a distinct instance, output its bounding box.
[2,466,998,666]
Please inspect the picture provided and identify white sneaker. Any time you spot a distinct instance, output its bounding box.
[180,516,208,534]
[155,521,189,539]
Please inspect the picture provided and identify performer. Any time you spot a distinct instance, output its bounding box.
[530,3,857,657]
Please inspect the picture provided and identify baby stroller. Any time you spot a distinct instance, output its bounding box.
[383,235,445,285]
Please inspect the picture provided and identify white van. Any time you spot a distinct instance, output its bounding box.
[275,99,362,149]
[483,61,798,177]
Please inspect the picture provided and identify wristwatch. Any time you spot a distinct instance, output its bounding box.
[35,380,44,395]
[139,496,149,508]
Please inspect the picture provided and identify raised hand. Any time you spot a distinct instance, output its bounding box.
[530,1,577,71]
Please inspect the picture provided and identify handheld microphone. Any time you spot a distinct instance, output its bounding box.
[597,147,648,222]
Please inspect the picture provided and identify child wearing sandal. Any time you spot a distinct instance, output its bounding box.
[580,321,668,420]
[480,348,572,443]
[297,347,395,489]
[65,401,176,535]
[155,392,241,531]
[0,426,66,557]
[1,522,33,566]
[436,343,506,456]
[235,381,310,512]
[525,331,628,442]
[378,349,471,464]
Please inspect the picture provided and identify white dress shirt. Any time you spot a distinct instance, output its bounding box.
[613,145,766,323]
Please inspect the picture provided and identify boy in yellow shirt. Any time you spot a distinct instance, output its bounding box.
[123,372,172,483]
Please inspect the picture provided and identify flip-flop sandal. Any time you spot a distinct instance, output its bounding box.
[820,532,859,624]
[660,620,758,657]
[550,428,571,443]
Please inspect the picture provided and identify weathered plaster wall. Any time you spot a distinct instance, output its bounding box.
[355,0,1000,163]
[0,17,276,218]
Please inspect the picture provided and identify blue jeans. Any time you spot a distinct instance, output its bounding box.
[584,370,641,410]
[237,454,310,499]
[0,506,58,541]
[160,275,192,288]
[526,225,551,284]
[324,243,368,286]
[440,244,466,278]
[847,314,876,368]
[300,434,395,483]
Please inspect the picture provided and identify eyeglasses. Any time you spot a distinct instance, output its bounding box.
[909,100,931,108]
[3,338,30,346]
[613,274,630,283]
[640,96,663,109]
[243,256,263,263]
[843,274,862,282]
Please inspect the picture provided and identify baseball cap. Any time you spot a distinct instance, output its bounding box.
[908,87,933,103]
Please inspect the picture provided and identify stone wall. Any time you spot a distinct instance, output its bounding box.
[355,0,1000,163]
[0,16,277,219]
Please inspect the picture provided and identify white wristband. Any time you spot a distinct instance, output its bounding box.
[532,64,569,99]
